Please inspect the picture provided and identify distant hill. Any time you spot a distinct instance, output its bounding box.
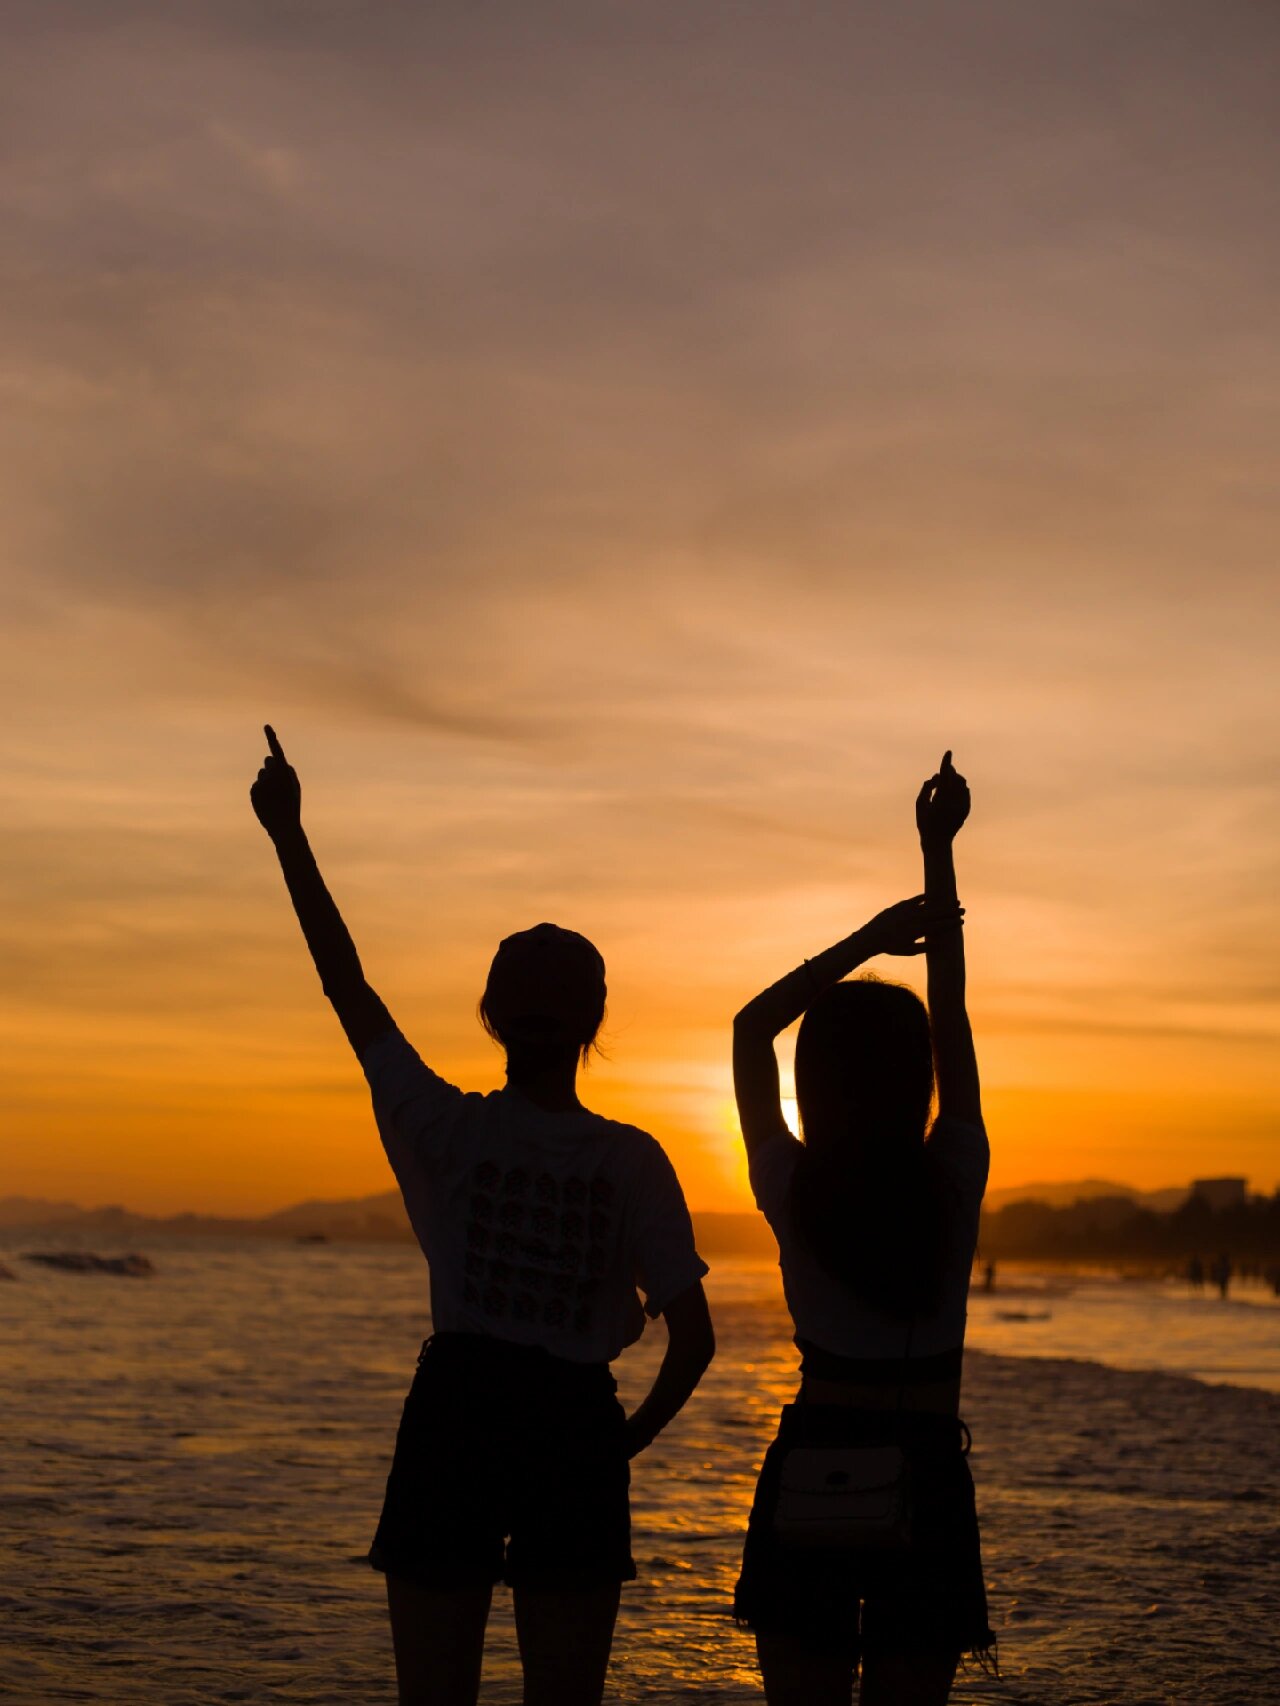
[0,1179,1202,1254]
[983,1179,1189,1213]
[0,1189,779,1255]
[0,1195,89,1228]
[258,1189,410,1241]
[0,1191,403,1243]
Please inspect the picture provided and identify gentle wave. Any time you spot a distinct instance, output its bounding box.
[1,1243,1276,1702]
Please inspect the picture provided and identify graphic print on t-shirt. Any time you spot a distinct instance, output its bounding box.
[462,1160,616,1334]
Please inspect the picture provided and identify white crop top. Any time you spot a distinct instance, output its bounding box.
[748,1116,989,1361]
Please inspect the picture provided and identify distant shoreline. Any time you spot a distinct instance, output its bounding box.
[0,1200,779,1256]
[5,1176,1276,1269]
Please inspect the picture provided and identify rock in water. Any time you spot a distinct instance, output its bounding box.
[22,1251,155,1277]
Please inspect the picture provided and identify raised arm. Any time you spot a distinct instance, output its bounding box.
[732,894,953,1157]
[916,750,982,1127]
[250,725,394,1058]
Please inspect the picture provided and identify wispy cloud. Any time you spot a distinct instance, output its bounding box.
[1,0,1277,1208]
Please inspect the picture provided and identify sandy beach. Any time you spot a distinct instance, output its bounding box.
[2,1244,1276,1703]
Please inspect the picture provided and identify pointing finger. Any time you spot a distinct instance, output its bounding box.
[264,725,286,763]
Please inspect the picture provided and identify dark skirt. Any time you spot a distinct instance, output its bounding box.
[735,1402,994,1662]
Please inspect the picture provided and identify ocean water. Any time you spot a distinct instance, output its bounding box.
[1,1240,1277,1704]
[962,1268,1280,1394]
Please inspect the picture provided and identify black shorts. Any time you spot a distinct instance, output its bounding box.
[734,1404,994,1661]
[370,1333,635,1591]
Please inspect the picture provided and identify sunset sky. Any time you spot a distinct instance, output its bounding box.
[3,1,1277,1216]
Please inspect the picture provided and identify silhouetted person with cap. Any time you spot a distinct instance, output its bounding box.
[251,727,713,1706]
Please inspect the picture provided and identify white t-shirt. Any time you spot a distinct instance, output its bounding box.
[362,1028,709,1364]
[748,1116,989,1361]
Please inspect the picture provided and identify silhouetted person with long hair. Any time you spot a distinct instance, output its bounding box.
[251,727,714,1706]
[732,753,993,1706]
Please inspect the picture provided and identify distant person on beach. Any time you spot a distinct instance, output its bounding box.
[251,727,714,1706]
[732,752,994,1705]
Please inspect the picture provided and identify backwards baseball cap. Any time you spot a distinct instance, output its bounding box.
[480,922,607,1049]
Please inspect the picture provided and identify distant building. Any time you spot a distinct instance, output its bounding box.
[1191,1177,1247,1211]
